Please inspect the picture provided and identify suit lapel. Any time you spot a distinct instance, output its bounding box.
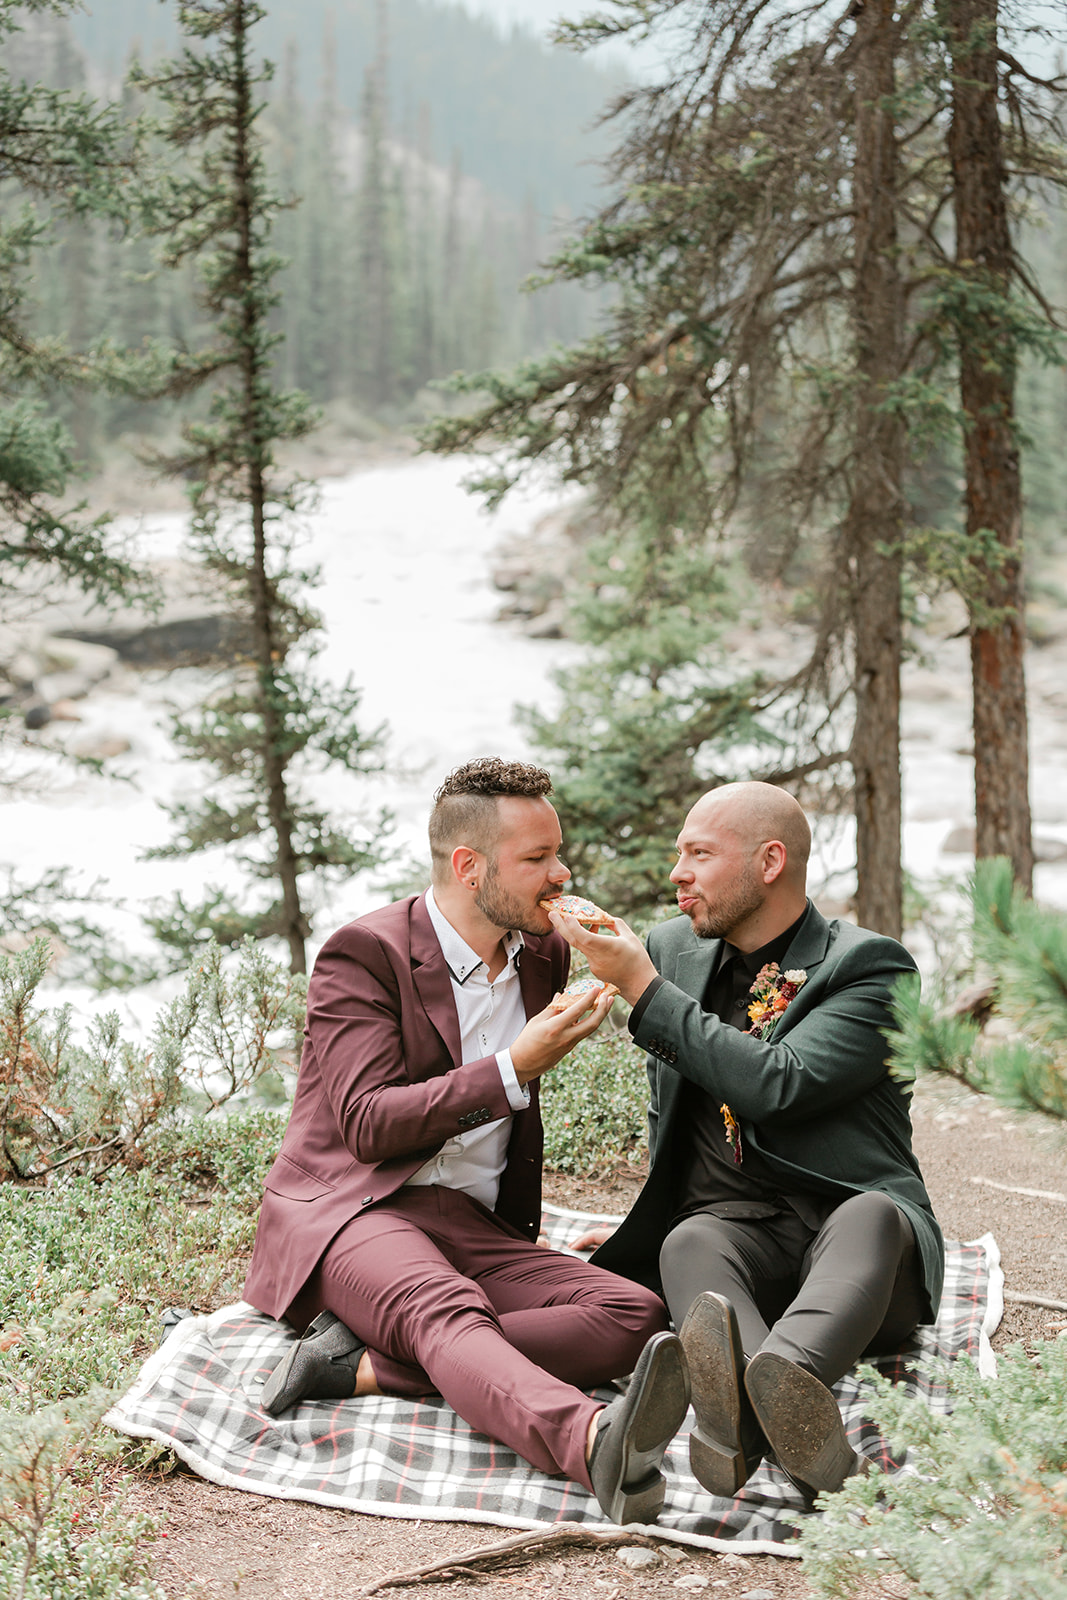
[780,902,833,973]
[674,938,722,1000]
[407,896,556,1061]
[409,895,462,1062]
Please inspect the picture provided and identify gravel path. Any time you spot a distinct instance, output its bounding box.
[127,1074,1067,1600]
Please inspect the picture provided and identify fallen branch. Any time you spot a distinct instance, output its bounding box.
[1003,1291,1067,1313]
[354,1523,664,1596]
[970,1176,1067,1206]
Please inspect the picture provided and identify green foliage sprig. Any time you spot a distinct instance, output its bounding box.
[0,1391,165,1600]
[799,1340,1067,1600]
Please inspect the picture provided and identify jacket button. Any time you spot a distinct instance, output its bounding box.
[361,1196,373,1206]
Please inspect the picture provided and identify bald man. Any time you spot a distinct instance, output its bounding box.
[549,783,943,1503]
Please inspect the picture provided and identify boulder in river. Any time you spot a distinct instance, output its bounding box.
[56,614,254,669]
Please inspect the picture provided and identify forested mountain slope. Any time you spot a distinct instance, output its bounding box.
[68,0,625,215]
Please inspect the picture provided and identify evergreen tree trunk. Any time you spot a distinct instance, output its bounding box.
[944,0,1033,890]
[231,3,308,974]
[848,0,905,938]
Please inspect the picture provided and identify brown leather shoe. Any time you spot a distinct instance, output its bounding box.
[743,1351,867,1498]
[679,1292,765,1499]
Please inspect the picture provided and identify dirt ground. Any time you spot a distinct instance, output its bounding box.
[126,1075,1067,1600]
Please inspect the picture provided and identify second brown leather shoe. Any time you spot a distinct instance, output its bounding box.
[680,1292,765,1499]
[744,1350,866,1498]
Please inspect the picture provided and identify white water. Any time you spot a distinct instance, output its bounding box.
[6,452,1067,1028]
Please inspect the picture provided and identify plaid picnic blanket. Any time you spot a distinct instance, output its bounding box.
[104,1208,1002,1555]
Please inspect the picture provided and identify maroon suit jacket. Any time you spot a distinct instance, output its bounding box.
[244,894,570,1319]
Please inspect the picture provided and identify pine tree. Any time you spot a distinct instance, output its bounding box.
[134,0,391,974]
[518,499,782,922]
[427,0,1065,936]
[0,0,144,638]
[940,0,1045,891]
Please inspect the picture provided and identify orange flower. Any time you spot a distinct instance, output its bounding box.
[746,964,808,1040]
[720,1103,743,1165]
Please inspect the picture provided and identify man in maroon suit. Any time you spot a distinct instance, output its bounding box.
[244,758,688,1525]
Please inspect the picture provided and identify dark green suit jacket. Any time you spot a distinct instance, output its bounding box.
[592,903,945,1322]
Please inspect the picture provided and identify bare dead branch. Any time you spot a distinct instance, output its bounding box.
[1003,1291,1067,1312]
[997,49,1065,92]
[353,1524,671,1596]
[970,1176,1067,1206]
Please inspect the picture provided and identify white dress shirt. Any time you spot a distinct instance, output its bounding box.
[403,887,532,1209]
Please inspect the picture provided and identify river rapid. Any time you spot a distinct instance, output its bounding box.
[7,452,1067,1026]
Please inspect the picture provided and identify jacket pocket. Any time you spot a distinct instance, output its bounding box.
[264,1155,336,1201]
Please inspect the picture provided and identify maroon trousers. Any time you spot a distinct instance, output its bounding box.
[286,1186,668,1486]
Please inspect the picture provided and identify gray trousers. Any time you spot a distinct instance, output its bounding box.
[659,1190,924,1389]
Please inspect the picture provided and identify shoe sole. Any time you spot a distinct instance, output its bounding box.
[744,1352,860,1496]
[605,1333,690,1524]
[680,1293,749,1499]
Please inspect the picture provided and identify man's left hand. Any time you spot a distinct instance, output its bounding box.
[546,910,658,1006]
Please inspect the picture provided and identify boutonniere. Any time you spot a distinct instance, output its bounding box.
[719,966,808,1165]
[720,1102,743,1165]
[746,963,808,1041]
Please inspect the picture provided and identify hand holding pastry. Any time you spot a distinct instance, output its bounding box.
[539,893,618,934]
[510,979,617,1085]
[547,977,619,1011]
[545,902,658,1005]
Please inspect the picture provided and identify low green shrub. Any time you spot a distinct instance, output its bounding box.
[0,1109,285,1595]
[541,1027,649,1174]
[0,1113,283,1404]
[0,1394,165,1600]
[888,858,1067,1121]
[0,936,303,1179]
[799,1338,1067,1599]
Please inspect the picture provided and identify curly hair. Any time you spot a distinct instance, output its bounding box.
[429,758,553,881]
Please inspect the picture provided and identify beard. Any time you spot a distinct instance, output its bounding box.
[686,861,766,941]
[474,858,550,935]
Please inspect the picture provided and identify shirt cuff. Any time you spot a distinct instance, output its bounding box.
[627,975,667,1037]
[497,1049,530,1110]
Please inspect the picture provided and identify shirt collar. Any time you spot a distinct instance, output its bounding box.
[424,886,525,984]
[719,903,809,981]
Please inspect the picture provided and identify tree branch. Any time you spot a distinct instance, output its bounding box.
[354,1524,673,1596]
[997,49,1065,91]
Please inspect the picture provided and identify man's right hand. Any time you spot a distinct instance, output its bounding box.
[510,984,616,1084]
[568,1224,616,1251]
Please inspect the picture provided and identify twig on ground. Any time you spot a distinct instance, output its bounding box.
[353,1523,665,1595]
[970,1176,1067,1205]
[1003,1290,1067,1312]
